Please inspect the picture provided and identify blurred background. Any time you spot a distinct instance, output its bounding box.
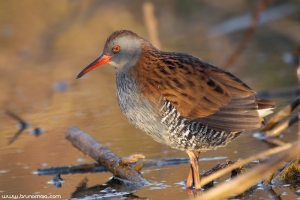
[0,0,299,199]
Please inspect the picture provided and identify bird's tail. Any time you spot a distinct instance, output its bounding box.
[256,99,275,117]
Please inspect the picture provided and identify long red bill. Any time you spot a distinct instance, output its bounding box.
[76,53,112,79]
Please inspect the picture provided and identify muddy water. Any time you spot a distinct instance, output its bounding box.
[1,1,300,199]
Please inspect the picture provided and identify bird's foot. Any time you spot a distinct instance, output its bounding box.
[186,187,202,198]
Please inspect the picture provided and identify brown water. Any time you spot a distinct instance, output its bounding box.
[0,1,300,199]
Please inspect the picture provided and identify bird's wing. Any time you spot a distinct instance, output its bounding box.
[157,53,255,118]
[132,51,271,132]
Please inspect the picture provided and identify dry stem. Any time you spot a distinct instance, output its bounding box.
[143,1,160,49]
[223,0,270,69]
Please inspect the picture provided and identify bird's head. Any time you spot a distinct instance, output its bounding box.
[76,30,143,79]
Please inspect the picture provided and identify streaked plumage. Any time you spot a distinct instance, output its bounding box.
[77,30,274,190]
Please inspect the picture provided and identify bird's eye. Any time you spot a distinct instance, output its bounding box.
[113,45,121,53]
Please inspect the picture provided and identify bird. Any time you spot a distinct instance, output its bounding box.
[76,30,274,190]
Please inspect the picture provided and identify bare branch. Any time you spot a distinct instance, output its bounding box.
[65,126,150,186]
[222,0,270,69]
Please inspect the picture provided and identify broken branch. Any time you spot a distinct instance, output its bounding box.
[65,126,150,186]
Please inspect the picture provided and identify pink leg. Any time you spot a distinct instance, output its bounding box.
[186,164,194,189]
[186,151,201,190]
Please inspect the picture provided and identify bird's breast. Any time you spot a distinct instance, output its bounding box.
[116,72,169,144]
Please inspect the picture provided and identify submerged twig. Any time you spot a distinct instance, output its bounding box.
[36,156,226,176]
[36,163,108,175]
[230,185,257,200]
[65,126,149,186]
[272,158,300,190]
[263,187,282,200]
[201,160,236,178]
[197,140,300,200]
[199,143,292,187]
[199,160,251,189]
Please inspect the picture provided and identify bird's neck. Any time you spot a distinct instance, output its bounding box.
[116,42,163,106]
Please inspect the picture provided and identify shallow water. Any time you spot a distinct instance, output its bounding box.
[1,1,300,199]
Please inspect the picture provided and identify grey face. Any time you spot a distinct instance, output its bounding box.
[104,36,142,71]
[76,31,144,79]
